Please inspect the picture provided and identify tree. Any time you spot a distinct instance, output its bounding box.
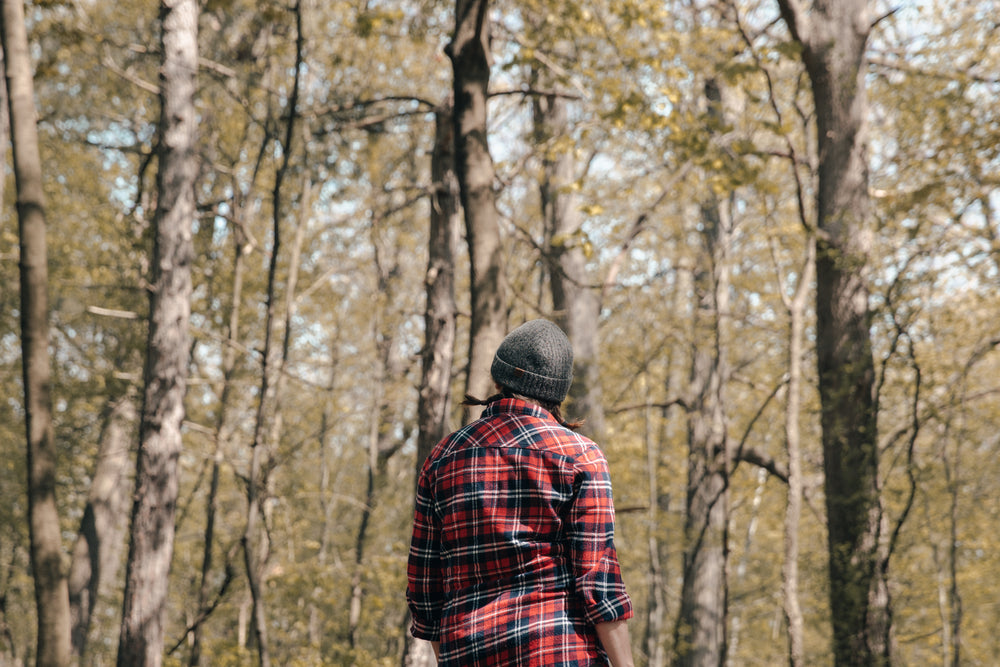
[448,0,507,419]
[2,0,73,663]
[240,5,305,665]
[776,232,815,667]
[417,104,461,478]
[532,63,607,440]
[671,80,736,667]
[405,104,460,667]
[775,1,890,664]
[116,1,198,664]
[68,394,135,661]
[185,204,247,666]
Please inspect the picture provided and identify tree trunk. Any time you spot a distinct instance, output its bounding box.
[673,209,732,667]
[643,398,668,667]
[117,1,198,665]
[313,329,345,650]
[938,433,963,667]
[775,2,890,664]
[348,437,381,649]
[189,215,247,667]
[0,39,7,233]
[672,80,734,667]
[416,104,460,470]
[778,234,814,667]
[532,80,606,440]
[649,255,694,667]
[403,104,460,667]
[242,6,304,665]
[68,394,136,661]
[2,0,73,662]
[349,231,408,648]
[448,0,506,420]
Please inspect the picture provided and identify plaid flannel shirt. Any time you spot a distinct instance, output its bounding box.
[407,398,633,666]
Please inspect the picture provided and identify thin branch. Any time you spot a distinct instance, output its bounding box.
[101,44,158,95]
[868,54,1000,85]
[734,446,788,483]
[86,305,139,320]
[165,548,239,656]
[607,397,688,415]
[871,6,903,29]
[489,86,583,102]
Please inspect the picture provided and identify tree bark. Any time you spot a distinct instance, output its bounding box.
[780,236,814,667]
[416,105,460,471]
[117,1,198,665]
[403,104,461,667]
[448,0,506,421]
[189,212,247,667]
[348,252,408,649]
[672,80,733,667]
[2,0,73,662]
[532,79,606,441]
[673,215,732,667]
[68,394,136,661]
[775,2,891,664]
[643,398,668,667]
[242,5,304,666]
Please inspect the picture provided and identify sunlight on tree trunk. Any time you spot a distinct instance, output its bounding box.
[3,0,72,662]
[117,1,197,665]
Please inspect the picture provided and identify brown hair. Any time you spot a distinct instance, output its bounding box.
[462,387,584,430]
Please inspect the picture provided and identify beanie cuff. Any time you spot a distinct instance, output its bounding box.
[491,355,573,404]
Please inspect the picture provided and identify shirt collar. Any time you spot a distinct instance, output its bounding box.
[482,397,555,422]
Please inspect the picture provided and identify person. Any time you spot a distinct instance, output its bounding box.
[407,319,634,666]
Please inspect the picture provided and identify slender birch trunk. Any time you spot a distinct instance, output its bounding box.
[781,236,814,667]
[117,1,198,664]
[243,6,303,665]
[189,214,247,666]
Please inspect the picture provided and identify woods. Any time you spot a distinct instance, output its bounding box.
[1,0,998,666]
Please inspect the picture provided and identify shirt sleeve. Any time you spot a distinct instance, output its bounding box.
[568,449,633,626]
[406,458,444,641]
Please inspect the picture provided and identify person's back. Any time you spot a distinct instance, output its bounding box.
[407,320,635,666]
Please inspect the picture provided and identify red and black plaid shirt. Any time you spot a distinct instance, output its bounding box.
[407,398,632,666]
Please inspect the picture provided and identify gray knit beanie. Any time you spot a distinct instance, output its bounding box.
[490,319,574,404]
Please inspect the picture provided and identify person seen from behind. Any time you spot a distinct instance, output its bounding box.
[407,319,635,666]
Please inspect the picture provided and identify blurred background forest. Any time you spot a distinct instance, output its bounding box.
[1,0,999,665]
